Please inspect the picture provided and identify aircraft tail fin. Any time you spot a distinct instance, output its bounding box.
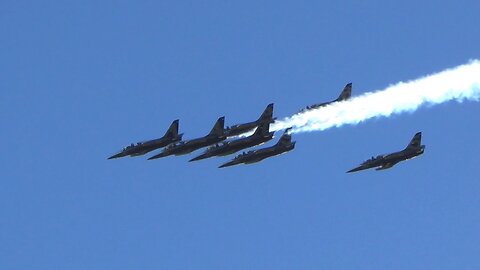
[337,83,352,101]
[257,103,274,122]
[209,116,225,137]
[405,132,422,150]
[253,122,271,136]
[164,119,180,138]
[277,128,293,146]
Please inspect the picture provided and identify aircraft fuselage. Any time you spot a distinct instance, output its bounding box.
[108,136,182,159]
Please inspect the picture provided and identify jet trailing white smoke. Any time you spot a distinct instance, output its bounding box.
[272,59,480,133]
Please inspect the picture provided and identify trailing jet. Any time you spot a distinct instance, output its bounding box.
[189,122,274,162]
[148,117,226,160]
[347,132,425,173]
[224,103,276,137]
[108,119,182,159]
[218,128,295,168]
[298,83,352,113]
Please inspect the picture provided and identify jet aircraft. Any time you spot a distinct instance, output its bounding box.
[189,122,274,162]
[108,119,183,159]
[347,132,425,173]
[224,103,276,137]
[218,128,295,168]
[298,83,352,113]
[148,117,226,160]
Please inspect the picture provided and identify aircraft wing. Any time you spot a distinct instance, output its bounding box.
[375,161,399,170]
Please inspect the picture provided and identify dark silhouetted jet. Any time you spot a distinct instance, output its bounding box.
[148,117,226,160]
[108,119,183,159]
[347,132,425,173]
[224,103,276,137]
[298,83,352,113]
[218,128,295,168]
[189,122,274,162]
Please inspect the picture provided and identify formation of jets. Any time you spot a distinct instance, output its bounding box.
[109,82,425,171]
[109,103,289,167]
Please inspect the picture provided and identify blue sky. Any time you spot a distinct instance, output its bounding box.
[1,1,480,269]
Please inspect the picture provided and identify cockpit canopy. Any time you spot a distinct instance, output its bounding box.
[166,141,184,150]
[207,142,227,151]
[226,124,240,130]
[364,155,383,163]
[206,144,218,151]
[123,143,135,151]
[235,150,254,159]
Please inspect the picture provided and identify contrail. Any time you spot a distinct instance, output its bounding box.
[271,59,480,133]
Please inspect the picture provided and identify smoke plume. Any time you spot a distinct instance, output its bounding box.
[272,60,480,133]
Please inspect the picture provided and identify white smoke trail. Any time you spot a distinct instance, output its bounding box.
[272,59,480,133]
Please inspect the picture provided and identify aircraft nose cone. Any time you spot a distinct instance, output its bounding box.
[218,161,236,168]
[189,156,201,162]
[189,154,209,162]
[108,153,122,159]
[148,153,166,160]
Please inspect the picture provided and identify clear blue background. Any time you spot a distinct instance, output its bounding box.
[1,1,479,269]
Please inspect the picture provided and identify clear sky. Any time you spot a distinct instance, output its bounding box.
[1,1,480,269]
